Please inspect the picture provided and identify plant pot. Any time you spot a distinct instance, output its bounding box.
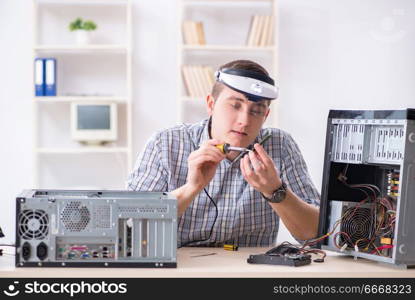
[75,30,92,45]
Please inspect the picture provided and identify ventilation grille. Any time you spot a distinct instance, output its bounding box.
[93,205,111,229]
[119,206,168,214]
[340,206,375,248]
[18,209,49,240]
[61,201,90,232]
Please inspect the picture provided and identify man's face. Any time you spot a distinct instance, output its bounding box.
[207,85,270,150]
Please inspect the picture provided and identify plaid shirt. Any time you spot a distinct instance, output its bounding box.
[127,118,320,247]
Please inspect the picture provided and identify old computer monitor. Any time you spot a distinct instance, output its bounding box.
[71,102,117,145]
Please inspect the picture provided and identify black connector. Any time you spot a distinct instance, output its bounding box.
[36,242,48,260]
[22,242,31,260]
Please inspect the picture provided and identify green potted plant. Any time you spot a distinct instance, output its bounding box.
[69,17,97,45]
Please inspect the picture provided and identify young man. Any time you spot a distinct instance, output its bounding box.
[127,60,320,247]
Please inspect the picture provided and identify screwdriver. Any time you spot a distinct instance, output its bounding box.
[216,143,250,154]
[216,133,272,154]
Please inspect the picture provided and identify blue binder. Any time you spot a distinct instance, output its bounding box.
[44,58,57,96]
[34,58,45,96]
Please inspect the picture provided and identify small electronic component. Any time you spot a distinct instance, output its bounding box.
[247,253,311,267]
[247,243,323,267]
[387,170,400,197]
[223,244,238,251]
[380,237,392,245]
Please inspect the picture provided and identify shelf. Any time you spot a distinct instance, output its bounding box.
[182,96,206,102]
[36,147,129,154]
[182,45,275,51]
[34,45,129,53]
[183,0,273,4]
[36,0,129,5]
[32,0,133,188]
[34,96,128,103]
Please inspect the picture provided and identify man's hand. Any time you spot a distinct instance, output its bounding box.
[240,143,281,198]
[174,139,225,216]
[186,139,226,192]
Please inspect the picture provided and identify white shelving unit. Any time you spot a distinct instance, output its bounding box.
[34,45,128,51]
[36,147,129,154]
[34,96,127,103]
[32,0,133,189]
[182,45,276,51]
[178,0,279,127]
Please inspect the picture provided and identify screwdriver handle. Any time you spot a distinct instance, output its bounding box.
[216,143,230,154]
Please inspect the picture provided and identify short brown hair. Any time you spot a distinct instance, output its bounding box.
[211,60,270,102]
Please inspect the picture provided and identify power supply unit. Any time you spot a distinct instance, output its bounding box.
[318,109,415,268]
[15,190,177,268]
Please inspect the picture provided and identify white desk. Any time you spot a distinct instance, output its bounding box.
[1,247,414,278]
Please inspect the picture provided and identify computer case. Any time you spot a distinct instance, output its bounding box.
[15,190,177,268]
[318,109,415,268]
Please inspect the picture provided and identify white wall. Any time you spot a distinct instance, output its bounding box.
[1,0,414,245]
[0,0,34,244]
[278,0,415,193]
[276,0,415,243]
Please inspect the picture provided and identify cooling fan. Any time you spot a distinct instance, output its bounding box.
[61,201,91,232]
[18,209,49,240]
[339,206,375,248]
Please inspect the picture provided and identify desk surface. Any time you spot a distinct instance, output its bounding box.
[1,247,414,278]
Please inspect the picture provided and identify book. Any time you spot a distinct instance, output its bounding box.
[196,22,206,45]
[247,15,259,46]
[182,65,215,98]
[254,16,265,46]
[34,58,45,96]
[182,21,194,44]
[266,15,275,46]
[259,15,271,46]
[182,21,193,44]
[204,66,215,91]
[181,66,193,97]
[184,65,199,97]
[200,66,211,95]
[192,65,205,97]
[44,58,57,96]
[190,22,199,45]
[183,20,206,45]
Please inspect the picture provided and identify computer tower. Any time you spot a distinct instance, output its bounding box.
[318,109,415,268]
[15,190,177,268]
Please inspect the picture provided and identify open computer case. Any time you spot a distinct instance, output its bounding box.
[318,109,415,268]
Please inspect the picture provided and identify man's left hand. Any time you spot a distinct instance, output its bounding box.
[240,143,282,198]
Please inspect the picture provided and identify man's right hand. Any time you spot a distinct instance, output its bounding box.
[186,139,226,192]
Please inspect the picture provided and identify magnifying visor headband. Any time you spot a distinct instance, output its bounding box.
[215,68,279,102]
